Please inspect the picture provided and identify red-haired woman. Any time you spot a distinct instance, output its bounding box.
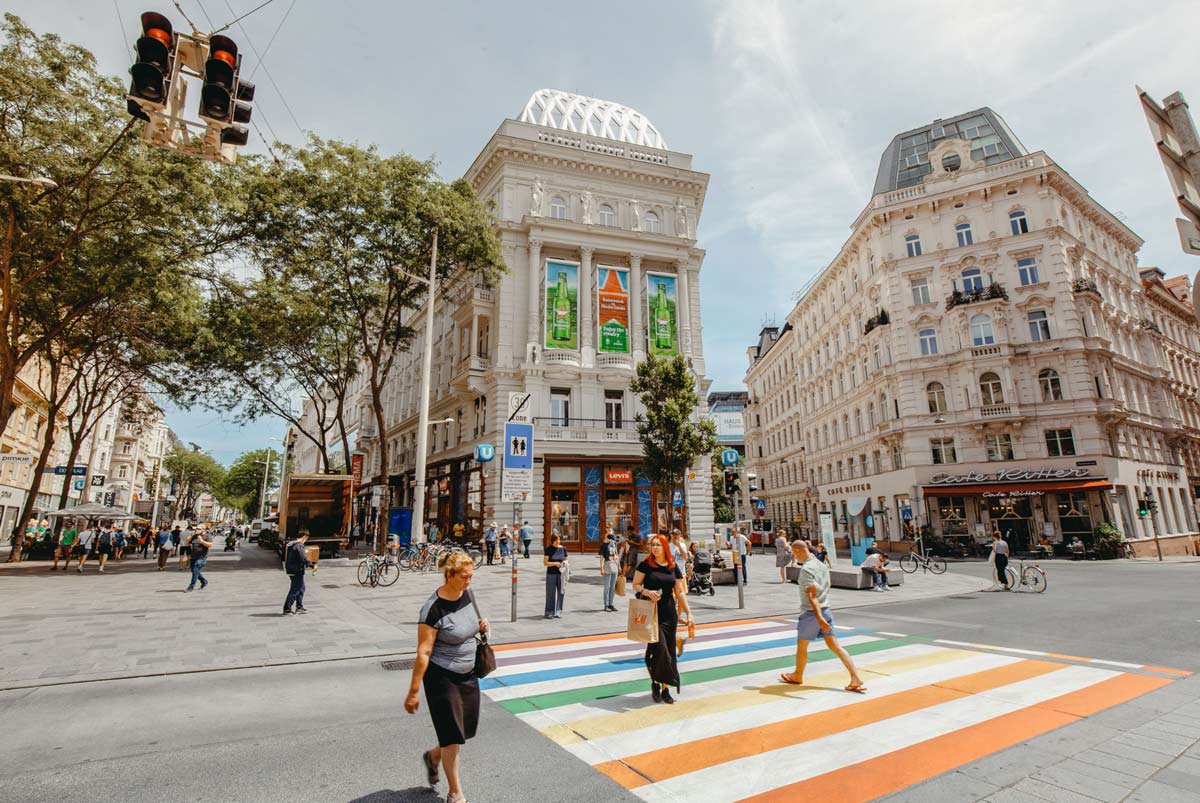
[632,534,692,704]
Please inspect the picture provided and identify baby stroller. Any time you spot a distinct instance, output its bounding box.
[689,548,715,595]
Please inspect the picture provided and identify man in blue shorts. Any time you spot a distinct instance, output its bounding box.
[780,538,866,693]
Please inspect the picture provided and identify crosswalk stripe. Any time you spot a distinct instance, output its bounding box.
[492,616,767,653]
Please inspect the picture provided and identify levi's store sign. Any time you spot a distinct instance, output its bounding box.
[605,468,633,484]
[930,467,1093,485]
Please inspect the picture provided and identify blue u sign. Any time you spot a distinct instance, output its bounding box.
[721,449,739,467]
[474,443,496,462]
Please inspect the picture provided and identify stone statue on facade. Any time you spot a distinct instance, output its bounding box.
[631,198,641,231]
[581,190,594,225]
[675,197,688,238]
[531,176,544,217]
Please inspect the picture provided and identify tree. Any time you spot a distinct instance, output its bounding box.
[0,15,243,435]
[629,355,718,533]
[221,448,279,519]
[162,448,225,521]
[237,138,504,524]
[710,453,736,524]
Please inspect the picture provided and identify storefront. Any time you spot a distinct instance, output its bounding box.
[923,468,1112,552]
[395,454,486,543]
[0,483,28,541]
[544,459,684,553]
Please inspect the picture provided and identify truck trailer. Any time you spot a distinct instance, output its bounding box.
[276,474,352,558]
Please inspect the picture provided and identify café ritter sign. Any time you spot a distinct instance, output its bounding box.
[929,467,1093,486]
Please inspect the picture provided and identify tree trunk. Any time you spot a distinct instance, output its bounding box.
[51,433,87,536]
[335,395,351,476]
[8,397,63,561]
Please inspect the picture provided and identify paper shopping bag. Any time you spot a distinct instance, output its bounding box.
[615,574,627,597]
[626,598,659,644]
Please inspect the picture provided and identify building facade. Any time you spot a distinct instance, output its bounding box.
[353,89,714,550]
[745,107,1198,556]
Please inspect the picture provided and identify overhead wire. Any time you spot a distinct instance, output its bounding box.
[222,0,305,139]
[113,0,130,55]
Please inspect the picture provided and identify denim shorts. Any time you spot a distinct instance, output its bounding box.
[796,608,834,641]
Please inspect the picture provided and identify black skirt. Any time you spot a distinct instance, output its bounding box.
[423,661,480,747]
[644,597,680,691]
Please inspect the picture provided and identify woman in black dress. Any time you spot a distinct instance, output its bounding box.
[632,534,693,704]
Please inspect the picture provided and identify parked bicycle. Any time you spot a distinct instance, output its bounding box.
[899,547,947,575]
[1000,557,1047,593]
[357,551,399,587]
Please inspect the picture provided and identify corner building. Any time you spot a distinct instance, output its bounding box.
[362,90,713,550]
[744,107,1198,555]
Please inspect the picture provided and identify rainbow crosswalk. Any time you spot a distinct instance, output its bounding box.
[484,617,1189,803]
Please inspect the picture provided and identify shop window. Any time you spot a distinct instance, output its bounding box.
[1045,428,1076,457]
[979,372,1005,406]
[986,433,1014,461]
[930,437,957,465]
[1057,492,1093,541]
[550,388,571,427]
[937,496,968,535]
[927,382,947,413]
[1039,368,1063,401]
[549,489,580,543]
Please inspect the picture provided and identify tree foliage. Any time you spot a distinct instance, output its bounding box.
[221,448,279,519]
[162,447,225,520]
[629,355,718,527]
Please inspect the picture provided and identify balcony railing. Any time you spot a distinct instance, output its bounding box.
[863,309,890,335]
[979,404,1013,418]
[1072,278,1101,299]
[597,353,634,370]
[945,283,1008,310]
[533,417,641,444]
[543,350,581,366]
[534,417,637,430]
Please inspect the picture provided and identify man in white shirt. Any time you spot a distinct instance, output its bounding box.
[860,552,890,591]
[781,539,866,692]
[732,528,750,584]
[74,527,97,573]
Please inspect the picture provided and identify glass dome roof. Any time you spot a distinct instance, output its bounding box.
[518,89,667,150]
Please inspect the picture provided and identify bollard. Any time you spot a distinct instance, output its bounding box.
[511,552,518,623]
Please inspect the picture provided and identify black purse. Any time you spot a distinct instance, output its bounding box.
[468,590,496,678]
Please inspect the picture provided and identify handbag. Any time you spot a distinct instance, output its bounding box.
[467,590,496,678]
[615,574,627,597]
[626,597,659,644]
[561,560,571,583]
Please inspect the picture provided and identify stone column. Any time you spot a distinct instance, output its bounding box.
[526,238,542,361]
[676,258,692,356]
[629,252,644,362]
[579,246,594,365]
[470,315,479,361]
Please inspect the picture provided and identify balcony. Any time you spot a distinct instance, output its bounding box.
[1072,278,1102,300]
[979,404,1013,418]
[945,283,1008,310]
[597,353,634,370]
[451,354,491,393]
[533,417,641,444]
[543,350,581,367]
[863,309,890,335]
[971,345,1002,358]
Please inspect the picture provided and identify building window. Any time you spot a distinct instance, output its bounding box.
[927,382,947,413]
[598,203,615,226]
[550,388,571,427]
[910,277,931,305]
[1009,210,1029,235]
[955,222,973,247]
[919,328,938,356]
[962,267,983,294]
[980,372,1005,405]
[1017,257,1039,285]
[867,402,876,427]
[892,443,903,469]
[549,196,567,220]
[970,314,995,346]
[986,433,1015,461]
[1028,310,1051,341]
[1045,428,1076,457]
[122,443,132,455]
[905,234,922,258]
[604,390,624,429]
[930,437,957,465]
[1039,369,1063,401]
[643,210,661,233]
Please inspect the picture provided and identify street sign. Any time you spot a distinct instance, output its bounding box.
[52,466,88,476]
[0,454,33,466]
[672,489,683,508]
[91,475,106,487]
[474,443,495,462]
[507,392,533,424]
[502,421,534,502]
[73,479,85,491]
[753,498,766,518]
[721,449,739,467]
[901,507,913,521]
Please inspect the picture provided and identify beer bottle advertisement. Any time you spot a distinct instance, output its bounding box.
[596,266,630,353]
[645,273,679,357]
[543,260,579,350]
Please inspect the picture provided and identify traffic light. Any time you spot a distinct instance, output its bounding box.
[723,470,738,497]
[1138,496,1150,517]
[199,34,255,145]
[127,12,175,121]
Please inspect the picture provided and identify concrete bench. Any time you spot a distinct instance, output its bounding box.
[784,565,903,589]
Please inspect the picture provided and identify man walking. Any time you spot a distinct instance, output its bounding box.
[53,524,78,571]
[282,529,313,615]
[518,520,533,559]
[781,539,866,693]
[176,525,191,571]
[732,527,751,584]
[184,528,212,591]
[156,527,175,570]
[74,526,97,573]
[95,525,114,572]
[484,521,497,565]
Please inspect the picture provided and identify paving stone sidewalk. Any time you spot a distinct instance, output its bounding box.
[0,545,987,689]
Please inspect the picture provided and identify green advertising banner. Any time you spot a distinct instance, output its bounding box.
[596,266,630,354]
[646,272,679,356]
[544,260,579,350]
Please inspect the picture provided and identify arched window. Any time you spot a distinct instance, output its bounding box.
[1039,368,1063,401]
[905,233,922,258]
[927,382,947,413]
[822,423,829,449]
[1009,209,1029,235]
[842,414,850,441]
[955,222,973,247]
[919,328,938,355]
[970,313,995,346]
[597,203,615,226]
[980,372,1005,406]
[854,408,862,435]
[643,210,661,233]
[549,196,567,220]
[867,402,876,427]
[962,267,983,294]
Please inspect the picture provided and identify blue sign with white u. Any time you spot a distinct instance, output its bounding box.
[721,449,739,467]
[474,443,495,462]
[503,422,533,471]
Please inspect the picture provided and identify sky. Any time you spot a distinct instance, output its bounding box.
[11,0,1200,463]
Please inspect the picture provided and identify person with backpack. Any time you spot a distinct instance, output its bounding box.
[184,528,212,591]
[282,529,314,615]
[156,527,175,570]
[95,526,115,572]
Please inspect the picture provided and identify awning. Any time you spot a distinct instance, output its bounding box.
[924,479,1112,496]
[847,497,870,516]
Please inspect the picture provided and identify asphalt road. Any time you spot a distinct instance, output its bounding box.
[1,558,1195,803]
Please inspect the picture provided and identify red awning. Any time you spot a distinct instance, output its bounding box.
[924,479,1112,495]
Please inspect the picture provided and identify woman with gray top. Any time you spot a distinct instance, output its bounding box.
[774,531,791,582]
[406,551,488,803]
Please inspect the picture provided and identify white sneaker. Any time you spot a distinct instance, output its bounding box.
[873,587,884,592]
[98,567,104,573]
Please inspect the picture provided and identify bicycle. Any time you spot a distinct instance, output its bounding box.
[357,552,399,587]
[999,557,1046,593]
[899,547,947,575]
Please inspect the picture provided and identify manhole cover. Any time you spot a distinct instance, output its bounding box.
[381,659,414,671]
[321,584,340,589]
[947,594,979,599]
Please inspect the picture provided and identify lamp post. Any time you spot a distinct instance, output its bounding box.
[408,229,439,548]
[255,448,274,522]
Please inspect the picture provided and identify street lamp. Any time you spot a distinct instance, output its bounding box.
[0,173,57,189]
[254,449,277,522]
[404,228,441,548]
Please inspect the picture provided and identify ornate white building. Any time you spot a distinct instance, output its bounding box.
[745,107,1198,557]
[348,89,713,550]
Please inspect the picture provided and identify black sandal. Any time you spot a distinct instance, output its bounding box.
[423,750,440,787]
